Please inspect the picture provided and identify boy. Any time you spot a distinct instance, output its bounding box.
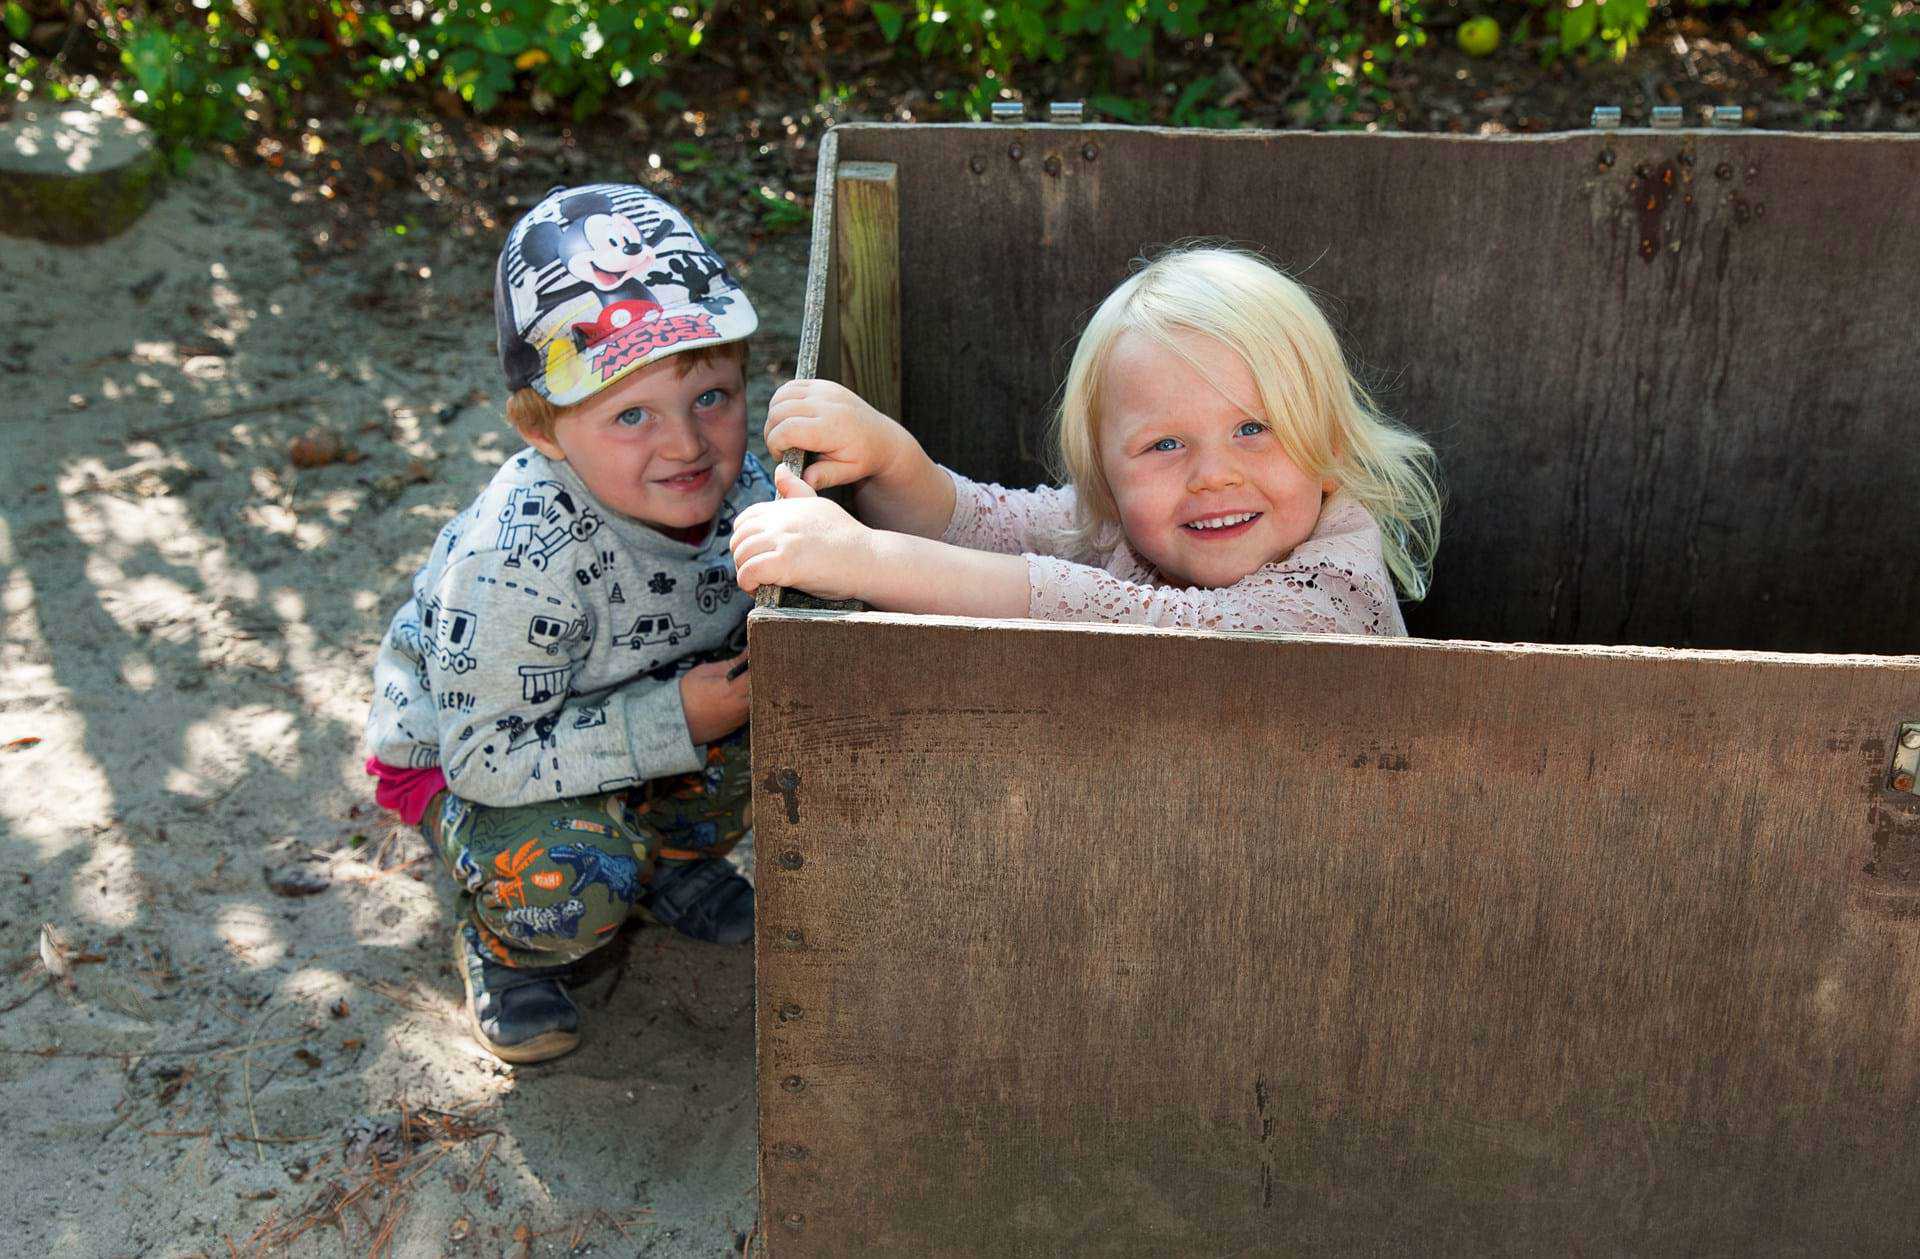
[364,184,769,1064]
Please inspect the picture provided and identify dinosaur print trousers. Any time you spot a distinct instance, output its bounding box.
[425,727,752,968]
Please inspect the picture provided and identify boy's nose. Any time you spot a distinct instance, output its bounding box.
[656,413,706,461]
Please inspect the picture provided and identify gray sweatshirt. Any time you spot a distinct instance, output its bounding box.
[365,447,772,807]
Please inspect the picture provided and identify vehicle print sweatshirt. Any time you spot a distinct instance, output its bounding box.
[364,447,772,809]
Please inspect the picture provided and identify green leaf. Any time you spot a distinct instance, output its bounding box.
[476,26,530,55]
[125,28,176,99]
[1560,2,1598,49]
[872,1,905,43]
[1088,93,1144,123]
[3,3,29,41]
[1170,75,1215,123]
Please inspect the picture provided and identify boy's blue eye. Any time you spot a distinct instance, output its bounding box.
[1237,420,1269,437]
[695,388,727,409]
[1149,437,1181,453]
[615,407,650,427]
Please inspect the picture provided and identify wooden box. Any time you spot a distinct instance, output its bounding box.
[749,122,1920,1256]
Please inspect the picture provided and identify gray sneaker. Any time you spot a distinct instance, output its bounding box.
[453,923,581,1064]
[639,857,754,946]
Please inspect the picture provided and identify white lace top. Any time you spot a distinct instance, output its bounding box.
[941,468,1407,636]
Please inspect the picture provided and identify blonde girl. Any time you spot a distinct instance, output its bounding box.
[731,246,1441,635]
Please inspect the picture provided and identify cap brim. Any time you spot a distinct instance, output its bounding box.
[541,298,757,407]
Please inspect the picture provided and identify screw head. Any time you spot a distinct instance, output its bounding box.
[1008,143,1024,162]
[781,1075,806,1092]
[968,155,986,175]
[778,1003,804,1022]
[1042,154,1062,176]
[778,850,804,870]
[783,929,804,945]
[1896,773,1916,793]
[782,1213,806,1232]
[1081,142,1099,161]
[1714,162,1734,180]
[1901,730,1920,750]
[1595,148,1614,171]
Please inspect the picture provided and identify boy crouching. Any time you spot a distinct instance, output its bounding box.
[364,184,768,1063]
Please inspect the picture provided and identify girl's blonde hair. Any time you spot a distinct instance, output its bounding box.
[1048,245,1442,600]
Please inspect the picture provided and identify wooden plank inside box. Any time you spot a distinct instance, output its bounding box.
[803,124,1920,653]
[756,124,1920,1254]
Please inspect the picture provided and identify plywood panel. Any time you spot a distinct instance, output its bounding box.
[827,125,1920,653]
[752,611,1920,1256]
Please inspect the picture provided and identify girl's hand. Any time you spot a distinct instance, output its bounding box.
[679,652,750,746]
[732,464,876,601]
[764,379,918,492]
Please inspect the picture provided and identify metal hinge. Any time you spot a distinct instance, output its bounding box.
[988,98,1087,123]
[1590,103,1744,130]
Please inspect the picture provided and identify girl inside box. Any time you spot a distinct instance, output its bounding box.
[730,246,1440,635]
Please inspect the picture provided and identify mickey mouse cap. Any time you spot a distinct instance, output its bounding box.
[494,183,758,408]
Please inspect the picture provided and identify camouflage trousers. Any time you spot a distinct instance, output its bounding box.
[424,727,752,969]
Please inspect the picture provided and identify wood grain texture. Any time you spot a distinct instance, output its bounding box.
[833,161,902,425]
[827,124,1920,653]
[753,610,1920,1256]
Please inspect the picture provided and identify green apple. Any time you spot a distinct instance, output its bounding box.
[1457,16,1501,56]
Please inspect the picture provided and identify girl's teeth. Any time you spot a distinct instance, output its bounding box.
[1187,513,1256,530]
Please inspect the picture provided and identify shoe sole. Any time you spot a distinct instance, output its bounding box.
[452,929,581,1065]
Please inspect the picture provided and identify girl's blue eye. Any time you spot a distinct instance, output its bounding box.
[1149,437,1181,453]
[1237,420,1269,437]
[695,388,726,409]
[615,407,650,427]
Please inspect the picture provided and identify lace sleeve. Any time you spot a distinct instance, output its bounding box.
[941,467,1082,558]
[1024,555,1402,634]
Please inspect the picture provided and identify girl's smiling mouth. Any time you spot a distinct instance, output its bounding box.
[1182,511,1261,538]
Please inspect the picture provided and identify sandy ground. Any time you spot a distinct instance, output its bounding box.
[0,157,809,1257]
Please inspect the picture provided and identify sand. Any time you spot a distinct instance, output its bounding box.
[0,155,808,1257]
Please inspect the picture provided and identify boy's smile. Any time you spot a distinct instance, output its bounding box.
[524,351,747,538]
[1098,330,1326,589]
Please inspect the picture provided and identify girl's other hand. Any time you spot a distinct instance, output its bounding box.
[732,464,876,601]
[679,652,750,746]
[763,379,916,492]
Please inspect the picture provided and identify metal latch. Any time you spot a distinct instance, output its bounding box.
[1892,724,1920,795]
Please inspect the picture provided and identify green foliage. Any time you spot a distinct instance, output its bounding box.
[867,0,1426,123]
[1,0,1902,160]
[752,185,810,232]
[119,18,323,153]
[1749,0,1920,121]
[1535,0,1655,63]
[391,0,697,116]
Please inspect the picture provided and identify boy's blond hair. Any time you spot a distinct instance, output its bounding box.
[1048,246,1442,600]
[506,340,751,442]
